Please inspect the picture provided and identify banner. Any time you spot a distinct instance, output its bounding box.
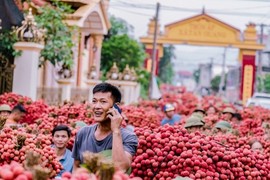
[240,55,256,104]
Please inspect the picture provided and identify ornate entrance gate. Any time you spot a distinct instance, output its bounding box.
[0,53,15,94]
[140,12,264,104]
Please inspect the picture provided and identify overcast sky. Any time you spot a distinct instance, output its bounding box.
[108,0,270,75]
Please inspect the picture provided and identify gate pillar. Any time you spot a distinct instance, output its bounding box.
[13,42,44,100]
[239,49,256,104]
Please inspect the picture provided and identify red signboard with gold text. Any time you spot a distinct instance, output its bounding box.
[240,55,256,103]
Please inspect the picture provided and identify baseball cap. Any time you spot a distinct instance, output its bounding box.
[164,104,175,112]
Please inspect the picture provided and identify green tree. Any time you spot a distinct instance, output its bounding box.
[193,69,200,85]
[211,75,227,92]
[108,16,133,36]
[101,34,145,73]
[257,76,264,92]
[136,69,150,99]
[264,74,270,93]
[101,16,145,73]
[211,75,221,92]
[35,1,75,69]
[158,45,175,84]
[101,16,145,72]
[101,16,147,97]
[0,30,20,60]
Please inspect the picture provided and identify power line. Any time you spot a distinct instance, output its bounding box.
[110,1,270,18]
[255,8,270,23]
[231,0,270,2]
[112,0,270,3]
[253,10,270,24]
[110,6,153,17]
[228,5,270,11]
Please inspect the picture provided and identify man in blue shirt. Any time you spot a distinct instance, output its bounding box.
[72,83,138,172]
[161,103,181,126]
[52,125,74,178]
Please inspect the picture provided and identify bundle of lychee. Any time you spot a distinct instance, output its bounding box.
[0,127,62,178]
[61,151,142,180]
[131,124,270,180]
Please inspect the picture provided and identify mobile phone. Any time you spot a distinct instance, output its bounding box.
[113,104,122,114]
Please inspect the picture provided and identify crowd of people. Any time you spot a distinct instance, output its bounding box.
[0,83,267,178]
[0,83,138,178]
[160,102,265,154]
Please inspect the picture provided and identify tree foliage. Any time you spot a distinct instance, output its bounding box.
[193,69,200,85]
[101,16,145,73]
[211,75,221,92]
[101,35,145,73]
[211,75,227,92]
[158,45,175,84]
[35,1,75,69]
[0,30,20,60]
[101,16,148,97]
[108,16,133,36]
[257,76,264,92]
[264,74,270,93]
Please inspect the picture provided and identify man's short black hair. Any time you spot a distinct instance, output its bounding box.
[233,113,242,121]
[12,104,27,113]
[93,82,121,103]
[194,109,206,115]
[52,125,72,138]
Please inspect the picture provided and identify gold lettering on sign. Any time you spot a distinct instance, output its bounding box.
[176,18,231,41]
[179,30,226,38]
[242,65,253,104]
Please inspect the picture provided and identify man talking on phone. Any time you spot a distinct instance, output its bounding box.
[72,83,138,172]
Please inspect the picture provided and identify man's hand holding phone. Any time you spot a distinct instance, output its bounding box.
[107,105,123,133]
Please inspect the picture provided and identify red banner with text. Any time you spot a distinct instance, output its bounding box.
[240,55,256,104]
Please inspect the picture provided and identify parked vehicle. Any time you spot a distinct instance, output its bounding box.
[246,92,270,109]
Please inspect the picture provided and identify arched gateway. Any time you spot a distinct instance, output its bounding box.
[140,12,264,104]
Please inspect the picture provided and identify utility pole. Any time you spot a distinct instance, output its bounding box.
[219,47,227,96]
[209,57,214,81]
[257,24,264,92]
[255,23,270,92]
[149,2,160,99]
